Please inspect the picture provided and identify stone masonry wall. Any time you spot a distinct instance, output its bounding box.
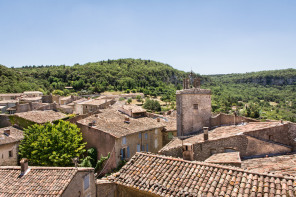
[77,123,117,173]
[210,113,259,128]
[0,142,19,166]
[0,115,11,128]
[62,170,96,197]
[245,123,291,146]
[193,135,248,161]
[177,91,211,136]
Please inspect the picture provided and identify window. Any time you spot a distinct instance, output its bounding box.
[122,137,126,145]
[139,133,142,139]
[9,151,13,157]
[145,133,148,140]
[142,145,145,151]
[155,129,158,135]
[120,148,126,160]
[84,174,90,190]
[269,135,273,140]
[127,146,130,158]
[168,132,173,139]
[136,144,141,152]
[193,104,198,109]
[146,144,149,152]
[154,139,158,148]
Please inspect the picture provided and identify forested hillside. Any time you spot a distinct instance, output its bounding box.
[4,59,193,96]
[0,59,295,122]
[203,68,296,122]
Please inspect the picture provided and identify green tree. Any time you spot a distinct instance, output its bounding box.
[19,120,86,166]
[127,98,132,104]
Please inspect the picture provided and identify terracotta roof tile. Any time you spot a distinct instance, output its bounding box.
[0,167,92,196]
[14,110,67,124]
[109,152,296,196]
[0,126,23,145]
[77,109,164,138]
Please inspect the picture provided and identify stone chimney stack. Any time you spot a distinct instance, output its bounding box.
[193,78,201,88]
[20,158,29,175]
[4,129,10,136]
[183,78,190,89]
[203,127,209,141]
[182,143,194,161]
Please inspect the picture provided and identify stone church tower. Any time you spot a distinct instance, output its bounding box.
[176,77,211,137]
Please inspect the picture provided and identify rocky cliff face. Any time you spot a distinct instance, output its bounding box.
[236,76,296,86]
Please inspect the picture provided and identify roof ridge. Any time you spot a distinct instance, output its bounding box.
[136,152,296,180]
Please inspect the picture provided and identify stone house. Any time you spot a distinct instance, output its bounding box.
[77,109,165,174]
[160,121,295,161]
[11,110,68,129]
[118,104,147,118]
[0,126,23,166]
[0,159,96,197]
[23,91,43,98]
[75,99,115,115]
[0,93,23,101]
[0,100,18,114]
[176,88,212,136]
[97,152,296,197]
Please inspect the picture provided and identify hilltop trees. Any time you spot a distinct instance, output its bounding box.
[19,120,86,166]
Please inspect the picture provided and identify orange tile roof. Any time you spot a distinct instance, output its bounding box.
[108,152,296,196]
[0,166,92,196]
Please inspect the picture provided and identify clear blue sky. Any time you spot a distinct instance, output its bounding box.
[0,0,296,74]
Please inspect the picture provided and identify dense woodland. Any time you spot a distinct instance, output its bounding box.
[0,59,295,122]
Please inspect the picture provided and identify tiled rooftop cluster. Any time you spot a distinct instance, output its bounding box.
[242,153,296,177]
[81,99,112,106]
[120,104,146,113]
[161,122,283,151]
[109,152,296,197]
[0,126,24,145]
[0,166,80,196]
[78,109,164,138]
[14,110,67,124]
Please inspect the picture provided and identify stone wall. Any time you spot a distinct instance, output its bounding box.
[245,123,291,147]
[96,180,116,197]
[210,113,259,128]
[114,128,163,165]
[176,89,211,136]
[62,169,96,197]
[77,123,117,174]
[42,95,53,103]
[245,136,291,157]
[0,114,11,128]
[193,135,249,161]
[288,123,296,150]
[0,142,19,166]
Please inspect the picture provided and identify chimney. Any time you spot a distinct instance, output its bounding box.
[157,117,160,122]
[182,143,194,161]
[203,127,209,141]
[281,120,284,124]
[4,129,10,136]
[20,158,29,175]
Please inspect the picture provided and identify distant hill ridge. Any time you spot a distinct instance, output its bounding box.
[207,68,296,86]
